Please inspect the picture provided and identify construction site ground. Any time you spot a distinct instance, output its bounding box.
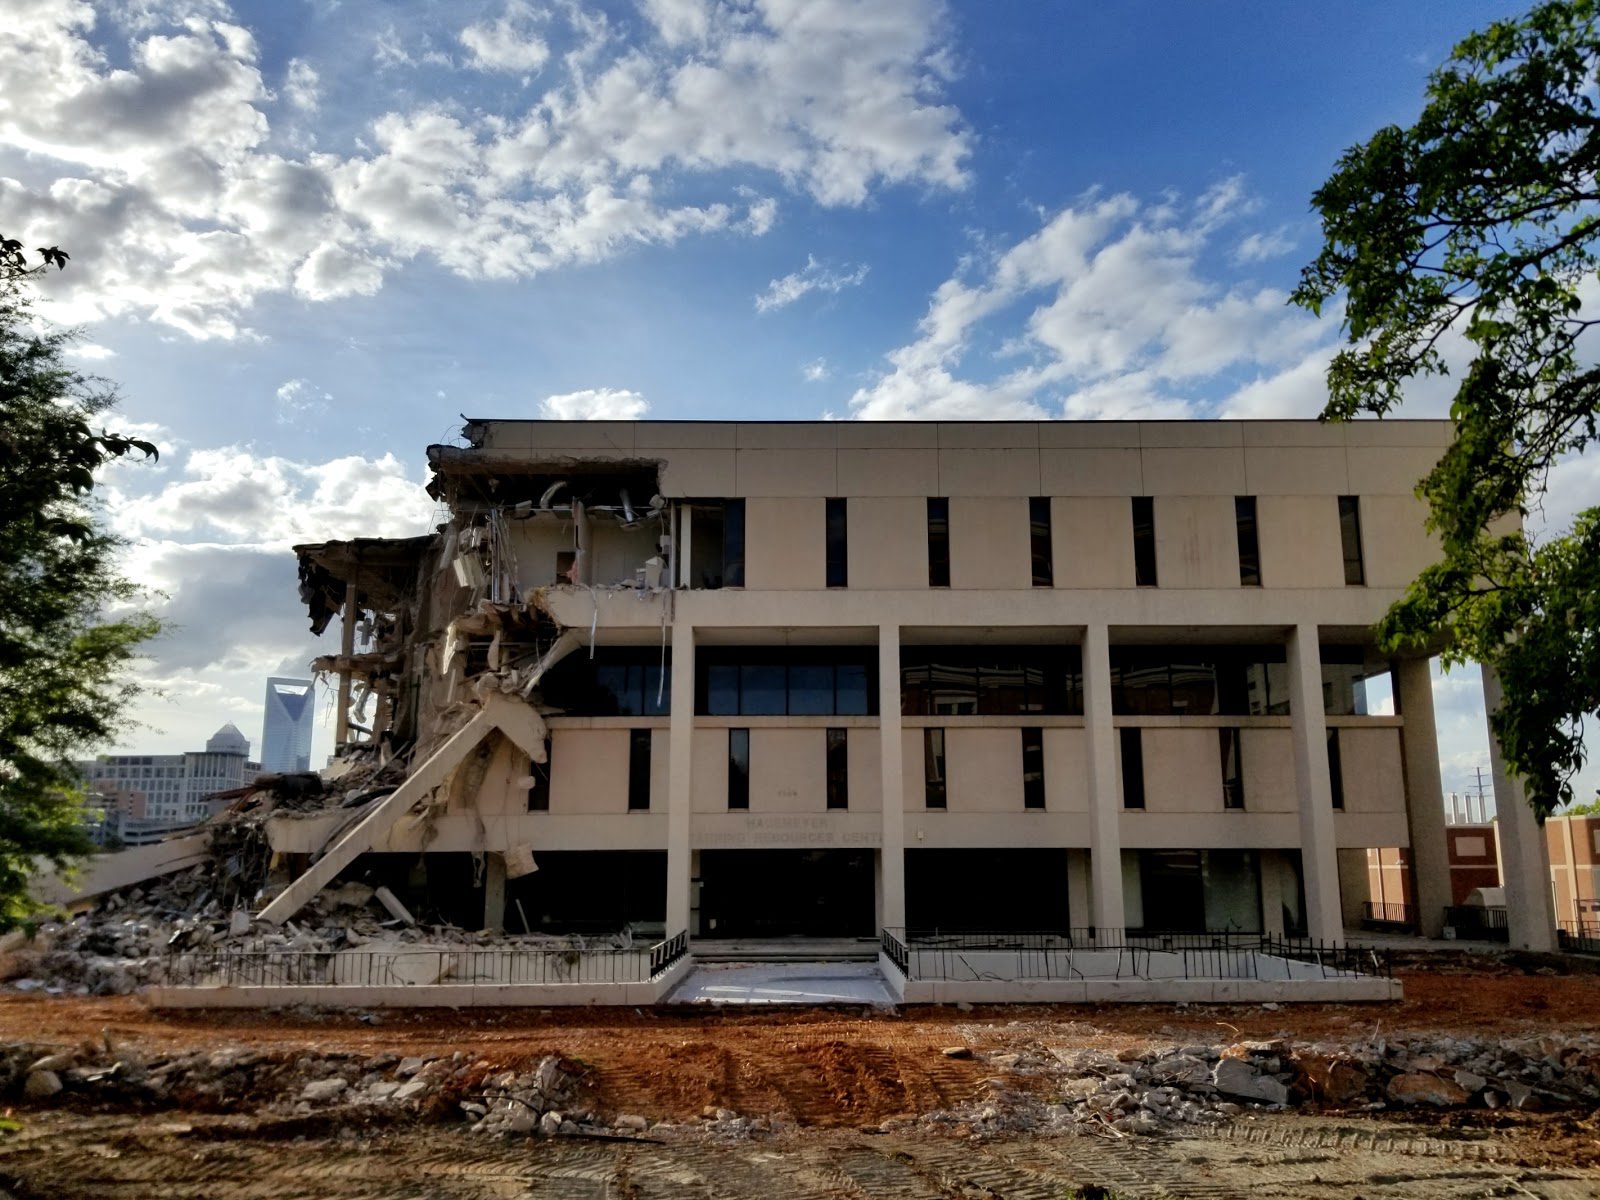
[2,959,1598,1199]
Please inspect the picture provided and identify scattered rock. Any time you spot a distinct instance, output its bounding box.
[941,1047,972,1059]
[1387,1074,1469,1107]
[22,1070,61,1098]
[1212,1057,1289,1105]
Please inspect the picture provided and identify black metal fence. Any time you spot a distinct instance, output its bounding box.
[882,929,1392,983]
[650,931,689,977]
[1361,901,1414,928]
[1557,921,1600,955]
[1443,905,1510,942]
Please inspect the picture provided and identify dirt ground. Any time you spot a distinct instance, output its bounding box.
[2,966,1598,1198]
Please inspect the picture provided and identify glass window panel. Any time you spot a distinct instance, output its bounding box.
[1169,659,1219,715]
[835,662,870,715]
[642,665,670,716]
[740,663,787,715]
[787,663,835,715]
[977,661,1029,715]
[706,664,740,715]
[927,658,978,714]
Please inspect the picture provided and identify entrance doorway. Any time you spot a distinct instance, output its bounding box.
[697,850,875,938]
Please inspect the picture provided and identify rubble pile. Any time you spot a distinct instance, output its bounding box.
[3,866,633,997]
[910,1030,1600,1138]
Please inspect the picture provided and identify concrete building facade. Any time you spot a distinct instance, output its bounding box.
[274,419,1557,959]
[80,723,261,832]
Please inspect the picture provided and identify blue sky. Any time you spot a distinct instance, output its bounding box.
[5,0,1591,806]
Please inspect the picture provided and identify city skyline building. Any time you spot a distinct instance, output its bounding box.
[261,677,315,774]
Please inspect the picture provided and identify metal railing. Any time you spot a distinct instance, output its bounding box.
[1361,901,1414,927]
[161,944,662,988]
[1443,905,1510,942]
[884,929,1391,983]
[1557,921,1600,956]
[650,931,689,977]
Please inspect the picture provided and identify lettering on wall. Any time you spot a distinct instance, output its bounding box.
[696,814,881,848]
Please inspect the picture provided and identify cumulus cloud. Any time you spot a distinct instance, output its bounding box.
[755,255,869,312]
[0,0,968,339]
[1234,226,1295,263]
[459,2,550,74]
[802,357,830,382]
[849,179,1326,420]
[538,388,649,420]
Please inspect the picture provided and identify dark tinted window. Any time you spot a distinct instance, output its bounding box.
[901,646,1082,716]
[927,498,950,587]
[1132,496,1157,586]
[787,662,836,715]
[696,648,878,716]
[527,745,551,812]
[826,728,848,810]
[1120,727,1145,809]
[728,729,749,811]
[1320,646,1393,716]
[723,498,745,588]
[923,728,946,808]
[1111,645,1287,716]
[826,498,847,588]
[1219,728,1244,810]
[739,664,786,715]
[1021,728,1045,810]
[835,662,871,715]
[1029,497,1053,587]
[1327,728,1344,810]
[540,649,671,716]
[1338,495,1364,585]
[627,730,652,811]
[706,663,740,715]
[1235,496,1261,586]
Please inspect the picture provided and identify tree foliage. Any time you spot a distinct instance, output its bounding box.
[0,238,159,925]
[1294,0,1600,820]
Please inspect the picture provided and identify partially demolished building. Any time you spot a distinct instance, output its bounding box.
[231,417,1554,1002]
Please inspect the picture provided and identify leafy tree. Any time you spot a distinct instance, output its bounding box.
[0,237,159,925]
[1294,0,1600,820]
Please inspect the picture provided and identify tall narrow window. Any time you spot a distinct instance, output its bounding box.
[1021,727,1045,810]
[825,498,848,588]
[527,743,551,812]
[927,498,950,587]
[923,728,947,808]
[1132,496,1157,586]
[728,728,750,810]
[1235,496,1261,587]
[1219,728,1245,810]
[1338,495,1364,585]
[1120,727,1145,809]
[1327,728,1345,811]
[826,728,848,810]
[723,498,746,588]
[627,729,652,811]
[1029,497,1054,587]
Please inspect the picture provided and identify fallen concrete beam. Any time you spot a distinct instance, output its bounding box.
[30,834,211,910]
[257,694,546,925]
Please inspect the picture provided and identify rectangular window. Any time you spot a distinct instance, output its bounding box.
[1327,728,1345,811]
[825,497,848,588]
[695,648,878,716]
[1029,497,1053,587]
[1219,728,1245,810]
[927,497,950,588]
[1132,496,1157,586]
[1120,727,1145,809]
[1021,727,1045,810]
[1235,496,1261,586]
[1338,495,1365,585]
[923,728,947,809]
[527,744,551,812]
[722,498,746,588]
[826,728,848,810]
[627,730,652,811]
[728,728,750,811]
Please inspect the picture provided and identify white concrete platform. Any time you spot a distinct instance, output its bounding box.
[664,962,897,1006]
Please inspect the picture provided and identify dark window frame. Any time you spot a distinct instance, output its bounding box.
[1021,727,1045,810]
[826,727,848,810]
[695,648,877,717]
[1235,495,1261,587]
[1120,727,1145,809]
[627,729,653,811]
[1338,495,1365,585]
[527,742,551,812]
[728,728,750,811]
[923,728,947,809]
[825,497,848,588]
[1219,727,1245,810]
[1132,496,1157,586]
[722,497,746,588]
[1029,497,1053,588]
[1328,728,1345,811]
[927,497,950,588]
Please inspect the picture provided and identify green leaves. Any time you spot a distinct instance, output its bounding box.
[1297,0,1600,819]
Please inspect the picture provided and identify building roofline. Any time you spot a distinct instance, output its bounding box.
[460,416,1455,426]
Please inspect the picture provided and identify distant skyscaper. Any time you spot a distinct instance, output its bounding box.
[261,677,315,773]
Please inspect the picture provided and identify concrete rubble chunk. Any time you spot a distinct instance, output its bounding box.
[1453,1069,1487,1094]
[22,1070,62,1098]
[373,886,416,927]
[1212,1057,1289,1105]
[300,1078,349,1103]
[1387,1073,1469,1107]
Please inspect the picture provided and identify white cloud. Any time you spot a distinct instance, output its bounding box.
[282,56,319,111]
[1234,226,1295,263]
[460,1,550,75]
[0,0,968,339]
[802,357,830,382]
[274,377,330,425]
[850,182,1323,420]
[538,387,649,419]
[68,340,117,360]
[755,254,869,312]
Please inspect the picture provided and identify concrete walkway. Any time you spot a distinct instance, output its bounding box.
[663,962,897,1006]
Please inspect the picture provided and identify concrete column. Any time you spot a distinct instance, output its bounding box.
[878,624,906,931]
[1481,666,1557,952]
[1396,656,1451,937]
[666,619,695,935]
[1286,624,1343,944]
[483,853,506,933]
[1083,623,1125,935]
